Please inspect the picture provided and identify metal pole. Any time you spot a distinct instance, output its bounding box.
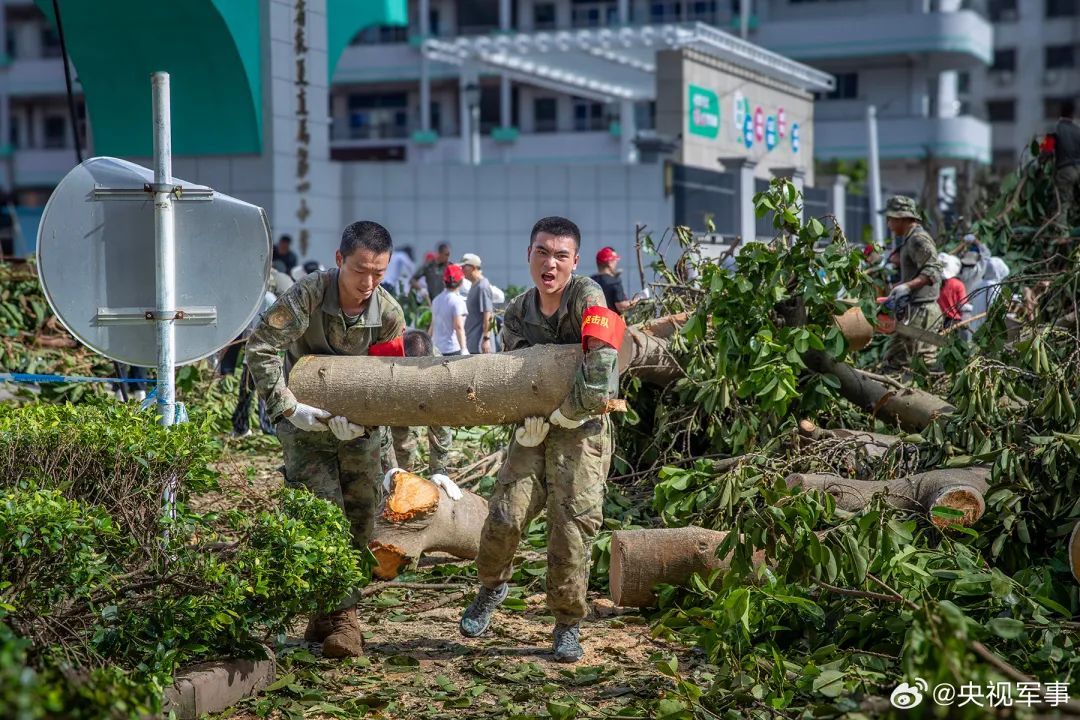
[867,104,884,243]
[740,0,751,38]
[419,0,431,134]
[470,96,481,165]
[151,72,177,427]
[458,71,470,164]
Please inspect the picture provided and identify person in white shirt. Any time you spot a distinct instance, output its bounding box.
[382,245,416,295]
[431,263,469,355]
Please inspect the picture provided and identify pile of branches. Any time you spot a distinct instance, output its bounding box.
[607,178,1080,717]
[0,402,367,719]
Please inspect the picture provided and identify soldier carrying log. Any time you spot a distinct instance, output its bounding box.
[458,216,624,663]
[246,220,405,659]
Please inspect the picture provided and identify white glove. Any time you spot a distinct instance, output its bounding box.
[961,303,974,313]
[431,473,464,501]
[515,416,551,447]
[549,408,587,430]
[887,283,911,305]
[328,415,366,441]
[286,402,331,432]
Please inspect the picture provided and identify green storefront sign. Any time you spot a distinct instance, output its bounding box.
[688,84,719,139]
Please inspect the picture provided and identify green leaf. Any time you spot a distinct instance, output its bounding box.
[987,617,1025,640]
[812,669,846,697]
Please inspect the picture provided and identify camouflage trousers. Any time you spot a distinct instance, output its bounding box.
[277,420,384,609]
[883,301,943,370]
[476,416,611,625]
[379,425,453,476]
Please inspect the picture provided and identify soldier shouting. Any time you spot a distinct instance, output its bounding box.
[459,216,623,663]
[247,221,405,658]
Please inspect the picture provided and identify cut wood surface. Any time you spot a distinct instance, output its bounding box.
[609,527,767,608]
[785,467,990,527]
[368,470,489,580]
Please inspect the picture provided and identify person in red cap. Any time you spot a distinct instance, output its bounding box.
[591,246,633,314]
[431,263,469,356]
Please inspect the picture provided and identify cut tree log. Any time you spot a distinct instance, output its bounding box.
[289,322,677,427]
[785,466,990,527]
[802,350,955,432]
[796,419,902,460]
[609,527,767,608]
[368,470,489,580]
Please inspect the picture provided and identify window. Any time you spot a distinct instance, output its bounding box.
[429,8,441,36]
[353,25,408,44]
[1046,45,1076,69]
[480,86,500,134]
[458,0,500,35]
[534,2,557,29]
[817,72,858,100]
[40,26,60,58]
[9,118,18,149]
[1045,97,1074,119]
[428,101,442,135]
[651,1,683,23]
[5,28,15,60]
[635,101,656,131]
[534,98,558,132]
[43,115,66,148]
[957,71,971,95]
[571,1,617,27]
[573,97,609,131]
[687,1,717,21]
[986,100,1016,122]
[1047,0,1078,17]
[990,48,1016,72]
[347,93,409,139]
[988,0,1018,21]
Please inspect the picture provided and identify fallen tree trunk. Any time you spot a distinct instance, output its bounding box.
[796,419,901,460]
[368,470,489,579]
[609,527,767,608]
[802,350,955,432]
[290,322,677,427]
[785,466,990,527]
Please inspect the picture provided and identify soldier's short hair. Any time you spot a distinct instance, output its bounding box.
[530,216,581,251]
[403,329,434,357]
[340,221,393,258]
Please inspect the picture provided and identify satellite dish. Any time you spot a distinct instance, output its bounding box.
[36,156,271,367]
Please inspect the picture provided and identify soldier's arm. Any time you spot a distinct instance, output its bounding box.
[908,234,943,289]
[558,283,620,421]
[377,294,407,343]
[245,282,316,419]
[409,261,427,289]
[500,301,529,352]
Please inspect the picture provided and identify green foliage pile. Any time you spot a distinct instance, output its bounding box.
[620,179,1080,717]
[0,402,368,719]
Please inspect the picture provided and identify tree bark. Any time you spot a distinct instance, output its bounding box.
[290,323,675,427]
[802,350,955,432]
[368,470,489,579]
[609,527,767,608]
[1069,520,1080,584]
[796,419,901,460]
[785,466,990,527]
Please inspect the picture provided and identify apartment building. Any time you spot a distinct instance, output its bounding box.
[971,0,1080,172]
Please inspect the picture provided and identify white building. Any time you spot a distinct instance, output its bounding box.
[969,0,1080,173]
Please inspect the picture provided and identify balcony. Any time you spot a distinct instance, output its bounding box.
[333,42,459,84]
[330,130,621,165]
[815,115,991,164]
[5,57,71,96]
[754,10,992,68]
[10,148,78,188]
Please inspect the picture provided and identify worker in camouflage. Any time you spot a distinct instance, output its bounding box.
[460,216,620,664]
[880,196,944,370]
[247,220,405,660]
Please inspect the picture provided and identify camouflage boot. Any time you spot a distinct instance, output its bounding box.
[303,613,334,643]
[552,623,583,663]
[459,582,508,637]
[321,606,364,658]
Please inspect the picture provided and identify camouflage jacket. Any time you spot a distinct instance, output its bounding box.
[501,275,619,421]
[898,224,942,304]
[247,269,405,419]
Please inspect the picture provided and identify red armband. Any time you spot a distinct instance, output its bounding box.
[580,305,626,351]
[368,336,405,357]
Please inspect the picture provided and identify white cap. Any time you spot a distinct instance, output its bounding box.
[963,233,977,244]
[939,252,962,280]
[459,252,482,268]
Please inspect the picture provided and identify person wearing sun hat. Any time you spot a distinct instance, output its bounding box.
[879,195,943,369]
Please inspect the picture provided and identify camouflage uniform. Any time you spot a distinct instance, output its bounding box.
[881,198,944,369]
[380,424,453,475]
[247,269,405,605]
[476,275,618,625]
